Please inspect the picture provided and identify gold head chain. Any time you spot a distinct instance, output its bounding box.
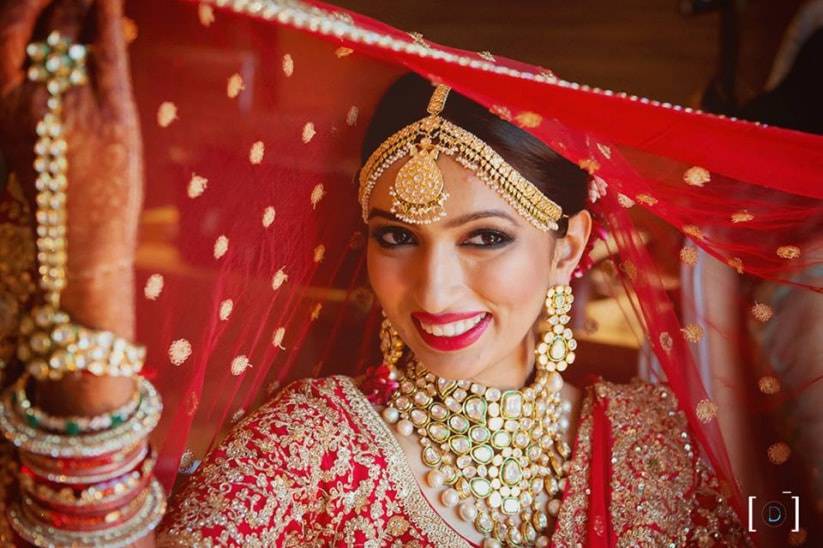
[358,83,563,231]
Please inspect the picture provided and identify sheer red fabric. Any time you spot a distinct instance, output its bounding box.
[122,0,822,543]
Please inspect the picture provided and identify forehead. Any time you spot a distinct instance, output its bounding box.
[368,155,520,223]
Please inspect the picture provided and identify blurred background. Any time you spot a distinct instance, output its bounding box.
[333,0,818,130]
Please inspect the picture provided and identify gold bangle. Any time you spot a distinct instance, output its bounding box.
[16,304,145,380]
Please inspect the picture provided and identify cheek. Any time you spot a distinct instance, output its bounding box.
[367,245,407,311]
[473,244,550,321]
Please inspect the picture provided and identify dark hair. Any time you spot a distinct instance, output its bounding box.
[361,73,588,235]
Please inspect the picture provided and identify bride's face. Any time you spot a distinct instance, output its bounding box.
[367,156,583,382]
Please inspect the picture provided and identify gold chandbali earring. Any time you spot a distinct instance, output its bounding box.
[380,286,577,546]
[535,284,577,373]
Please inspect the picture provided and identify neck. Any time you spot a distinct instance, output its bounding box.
[457,330,537,391]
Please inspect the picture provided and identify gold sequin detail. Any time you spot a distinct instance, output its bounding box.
[313,244,325,263]
[579,158,600,174]
[514,111,542,128]
[198,3,215,27]
[681,323,704,343]
[335,46,354,58]
[477,50,495,62]
[310,184,325,208]
[683,166,710,187]
[617,193,635,208]
[767,442,790,464]
[219,299,234,320]
[272,268,288,290]
[489,105,512,121]
[231,409,246,423]
[310,303,322,322]
[281,54,294,77]
[680,246,698,266]
[758,375,780,395]
[683,225,703,239]
[230,355,251,376]
[262,206,276,228]
[157,101,178,127]
[214,235,229,259]
[636,194,657,206]
[727,257,744,274]
[169,339,192,366]
[272,327,286,349]
[596,143,612,159]
[227,73,244,98]
[731,210,753,223]
[776,245,801,259]
[249,141,265,164]
[144,274,164,301]
[408,31,429,49]
[302,122,316,143]
[346,106,359,127]
[696,399,718,423]
[188,174,208,198]
[751,302,773,323]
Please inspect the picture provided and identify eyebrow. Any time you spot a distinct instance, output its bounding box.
[367,207,520,228]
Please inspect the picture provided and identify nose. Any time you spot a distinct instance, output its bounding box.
[414,240,464,313]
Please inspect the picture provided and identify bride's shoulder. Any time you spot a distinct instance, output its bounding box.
[228,375,362,446]
[586,378,690,436]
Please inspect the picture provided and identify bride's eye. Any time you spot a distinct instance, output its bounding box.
[462,229,514,248]
[371,226,417,248]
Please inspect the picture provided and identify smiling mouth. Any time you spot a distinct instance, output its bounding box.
[412,312,492,352]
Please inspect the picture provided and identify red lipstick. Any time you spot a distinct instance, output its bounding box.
[411,311,491,352]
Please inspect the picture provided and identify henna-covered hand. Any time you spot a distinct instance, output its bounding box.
[0,0,143,338]
[0,0,143,420]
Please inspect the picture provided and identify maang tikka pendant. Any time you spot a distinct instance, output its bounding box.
[389,85,452,224]
[390,135,449,224]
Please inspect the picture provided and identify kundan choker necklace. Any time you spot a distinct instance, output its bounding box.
[381,361,571,547]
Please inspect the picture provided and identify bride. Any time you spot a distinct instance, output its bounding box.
[1,0,819,546]
[158,74,744,546]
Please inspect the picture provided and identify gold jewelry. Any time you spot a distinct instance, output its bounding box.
[535,285,577,372]
[8,478,166,547]
[27,31,87,308]
[13,373,141,435]
[382,360,571,545]
[20,32,145,381]
[17,304,146,380]
[359,83,563,231]
[379,311,405,372]
[0,376,162,459]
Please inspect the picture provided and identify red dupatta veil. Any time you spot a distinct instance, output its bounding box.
[120,0,822,544]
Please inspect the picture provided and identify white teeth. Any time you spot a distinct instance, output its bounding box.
[419,314,485,337]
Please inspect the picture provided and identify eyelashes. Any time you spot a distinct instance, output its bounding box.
[370,226,514,249]
[371,226,416,247]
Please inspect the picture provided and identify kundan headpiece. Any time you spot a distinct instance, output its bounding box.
[358,84,564,231]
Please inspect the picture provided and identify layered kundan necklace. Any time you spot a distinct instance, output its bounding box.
[381,360,572,546]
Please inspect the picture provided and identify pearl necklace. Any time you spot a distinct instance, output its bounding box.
[382,361,571,547]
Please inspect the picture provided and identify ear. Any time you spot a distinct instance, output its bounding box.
[550,210,592,284]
